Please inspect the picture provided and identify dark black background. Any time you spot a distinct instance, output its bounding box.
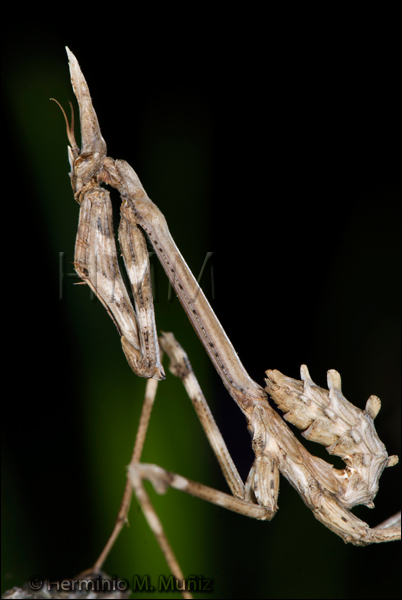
[2,3,400,599]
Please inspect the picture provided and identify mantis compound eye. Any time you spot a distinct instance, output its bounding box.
[75,151,95,170]
[73,151,106,189]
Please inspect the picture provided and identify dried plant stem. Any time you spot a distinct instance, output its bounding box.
[93,376,160,572]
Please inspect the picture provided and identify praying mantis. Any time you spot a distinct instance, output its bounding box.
[55,48,400,599]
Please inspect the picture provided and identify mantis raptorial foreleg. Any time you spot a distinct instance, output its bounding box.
[74,182,164,380]
[55,47,400,600]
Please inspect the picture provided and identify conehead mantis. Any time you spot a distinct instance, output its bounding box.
[53,47,400,600]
